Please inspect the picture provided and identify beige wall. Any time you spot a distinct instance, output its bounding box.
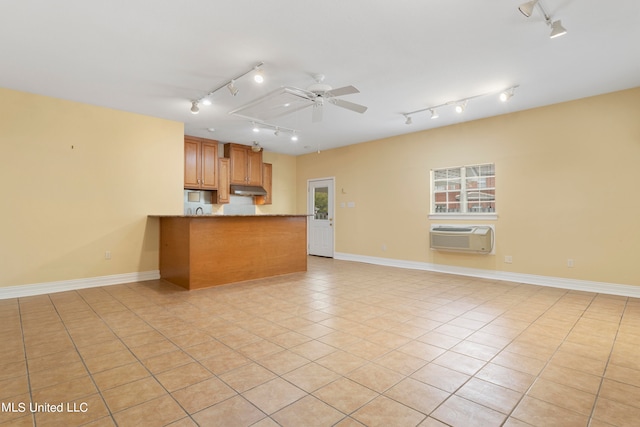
[257,151,297,214]
[296,88,640,286]
[0,88,184,288]
[3,86,637,289]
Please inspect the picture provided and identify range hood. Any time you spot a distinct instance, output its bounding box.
[230,185,267,197]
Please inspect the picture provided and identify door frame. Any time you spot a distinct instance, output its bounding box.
[307,177,335,257]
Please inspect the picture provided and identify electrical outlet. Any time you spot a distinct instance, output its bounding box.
[504,255,513,264]
[105,251,111,260]
[567,259,574,268]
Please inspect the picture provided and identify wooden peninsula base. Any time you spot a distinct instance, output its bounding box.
[157,215,308,290]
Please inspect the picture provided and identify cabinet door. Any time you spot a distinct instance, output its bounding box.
[254,163,272,205]
[200,141,218,189]
[247,149,264,186]
[184,137,201,189]
[228,145,249,184]
[216,158,230,204]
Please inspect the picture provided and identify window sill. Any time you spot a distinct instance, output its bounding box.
[428,213,498,221]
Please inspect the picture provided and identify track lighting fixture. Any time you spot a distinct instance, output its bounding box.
[190,101,199,114]
[188,61,264,113]
[518,0,538,17]
[455,100,467,114]
[253,66,264,83]
[402,85,519,124]
[227,80,239,96]
[249,121,299,141]
[549,20,567,38]
[518,0,567,39]
[500,87,516,102]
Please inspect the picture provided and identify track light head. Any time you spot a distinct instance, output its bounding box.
[190,101,199,114]
[549,19,567,38]
[291,133,298,142]
[253,67,264,83]
[500,87,516,102]
[201,98,212,106]
[404,115,412,125]
[252,123,260,133]
[455,100,467,114]
[227,81,239,96]
[429,109,439,119]
[274,127,280,136]
[518,0,538,17]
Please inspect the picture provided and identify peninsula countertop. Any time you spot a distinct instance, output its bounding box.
[149,214,311,218]
[156,214,308,290]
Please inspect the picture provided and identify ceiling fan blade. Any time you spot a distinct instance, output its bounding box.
[325,85,359,97]
[330,98,368,114]
[312,102,323,122]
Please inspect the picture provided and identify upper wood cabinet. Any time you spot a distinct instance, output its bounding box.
[214,158,231,204]
[223,143,263,186]
[184,136,218,190]
[254,163,272,205]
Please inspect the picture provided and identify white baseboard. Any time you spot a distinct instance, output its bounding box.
[334,252,640,298]
[0,270,160,300]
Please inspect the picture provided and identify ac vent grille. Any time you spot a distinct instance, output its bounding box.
[429,226,493,254]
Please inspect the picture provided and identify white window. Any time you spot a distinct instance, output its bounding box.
[431,164,495,216]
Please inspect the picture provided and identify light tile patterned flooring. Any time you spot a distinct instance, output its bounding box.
[1,257,640,426]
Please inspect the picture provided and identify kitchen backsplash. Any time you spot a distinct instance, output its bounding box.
[183,191,255,215]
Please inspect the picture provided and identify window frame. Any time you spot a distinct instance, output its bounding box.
[429,163,498,220]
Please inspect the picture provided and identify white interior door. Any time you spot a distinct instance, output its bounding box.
[308,178,334,257]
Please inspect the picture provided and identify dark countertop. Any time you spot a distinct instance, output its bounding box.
[149,214,311,218]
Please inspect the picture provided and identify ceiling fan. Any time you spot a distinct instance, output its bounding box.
[302,74,368,122]
[229,73,367,123]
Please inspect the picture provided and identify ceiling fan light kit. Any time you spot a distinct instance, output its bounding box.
[229,74,368,124]
[518,0,567,39]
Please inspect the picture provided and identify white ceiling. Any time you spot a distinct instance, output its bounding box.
[1,1,639,156]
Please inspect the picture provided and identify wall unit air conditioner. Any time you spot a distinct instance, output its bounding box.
[430,225,494,254]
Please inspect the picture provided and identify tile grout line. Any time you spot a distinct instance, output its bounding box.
[585,296,628,426]
[16,297,37,427]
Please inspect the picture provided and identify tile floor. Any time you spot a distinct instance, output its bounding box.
[1,257,640,426]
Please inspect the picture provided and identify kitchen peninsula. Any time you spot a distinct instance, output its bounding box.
[154,215,308,290]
